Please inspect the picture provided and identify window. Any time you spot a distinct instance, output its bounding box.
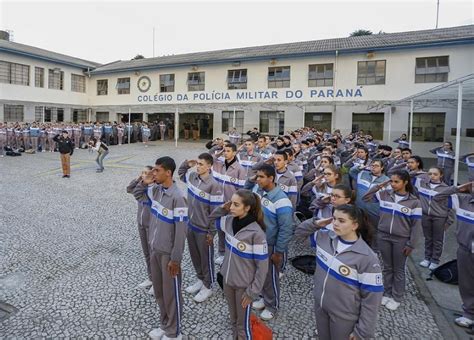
[71,74,86,93]
[0,61,30,86]
[466,129,474,138]
[4,104,24,121]
[72,109,87,122]
[48,69,64,90]
[35,106,44,121]
[116,77,130,94]
[187,72,205,91]
[227,69,247,89]
[304,112,332,130]
[410,112,445,142]
[357,60,386,85]
[268,67,290,88]
[352,113,384,140]
[308,64,333,87]
[415,56,449,83]
[260,111,285,135]
[222,111,244,134]
[97,79,108,95]
[160,74,175,92]
[96,112,109,122]
[35,67,44,88]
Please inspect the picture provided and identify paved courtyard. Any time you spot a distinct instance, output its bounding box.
[0,141,445,339]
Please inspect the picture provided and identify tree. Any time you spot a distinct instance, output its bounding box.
[350,29,373,37]
[132,54,145,60]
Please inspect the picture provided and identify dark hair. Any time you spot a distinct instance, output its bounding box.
[155,156,176,175]
[333,184,354,203]
[444,141,453,150]
[357,146,369,162]
[255,164,276,182]
[390,170,415,194]
[401,147,412,154]
[320,155,334,165]
[198,152,214,165]
[144,165,153,171]
[225,143,237,152]
[325,164,342,183]
[371,159,385,171]
[274,150,288,160]
[334,204,373,244]
[409,155,424,170]
[429,166,444,178]
[284,148,294,157]
[258,136,266,141]
[235,189,265,231]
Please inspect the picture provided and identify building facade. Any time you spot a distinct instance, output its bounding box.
[1,25,473,154]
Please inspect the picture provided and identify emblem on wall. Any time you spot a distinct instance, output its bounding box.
[137,76,151,92]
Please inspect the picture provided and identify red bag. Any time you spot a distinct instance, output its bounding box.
[250,313,273,340]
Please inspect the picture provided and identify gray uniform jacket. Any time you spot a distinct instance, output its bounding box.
[370,189,422,248]
[133,181,188,263]
[413,175,451,218]
[127,178,152,228]
[215,213,269,299]
[295,226,383,339]
[178,161,224,233]
[276,169,298,209]
[237,151,262,178]
[212,157,247,201]
[434,187,474,252]
[430,147,455,170]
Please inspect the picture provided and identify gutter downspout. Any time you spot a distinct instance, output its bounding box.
[333,50,338,132]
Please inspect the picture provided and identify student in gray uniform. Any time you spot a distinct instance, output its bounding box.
[127,166,154,292]
[211,143,247,265]
[178,153,223,303]
[363,170,422,311]
[433,181,474,329]
[461,152,474,182]
[211,190,268,340]
[430,142,455,184]
[133,157,188,340]
[273,151,298,209]
[251,165,294,321]
[414,167,453,270]
[295,204,383,339]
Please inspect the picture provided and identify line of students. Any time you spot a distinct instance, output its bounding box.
[126,127,473,339]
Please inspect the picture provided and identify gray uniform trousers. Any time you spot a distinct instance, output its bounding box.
[138,225,151,279]
[457,247,474,320]
[187,228,215,289]
[150,252,183,338]
[223,284,252,340]
[422,215,447,264]
[378,232,409,302]
[262,245,280,313]
[315,305,357,340]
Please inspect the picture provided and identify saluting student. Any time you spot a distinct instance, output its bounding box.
[178,153,224,303]
[430,142,455,184]
[211,190,268,340]
[273,150,298,209]
[363,170,422,311]
[295,204,383,340]
[251,164,294,321]
[133,157,188,340]
[127,166,154,292]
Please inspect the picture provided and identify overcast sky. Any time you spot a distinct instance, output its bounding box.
[1,0,472,64]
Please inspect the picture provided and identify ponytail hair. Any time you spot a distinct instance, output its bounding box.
[334,204,373,245]
[235,189,265,231]
[391,170,415,194]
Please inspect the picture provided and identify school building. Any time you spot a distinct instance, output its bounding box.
[0,25,473,155]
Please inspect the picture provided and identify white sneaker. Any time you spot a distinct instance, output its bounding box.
[162,334,182,340]
[260,308,274,321]
[428,263,439,270]
[455,316,474,328]
[252,298,265,310]
[148,328,165,339]
[137,278,153,289]
[215,255,225,265]
[193,286,213,303]
[419,259,430,268]
[185,280,203,294]
[385,298,401,311]
[279,272,285,279]
[381,296,391,306]
[147,286,155,296]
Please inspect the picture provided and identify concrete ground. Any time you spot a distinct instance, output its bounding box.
[0,140,464,339]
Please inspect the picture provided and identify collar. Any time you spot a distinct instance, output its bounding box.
[159,181,177,196]
[329,232,370,255]
[225,157,238,168]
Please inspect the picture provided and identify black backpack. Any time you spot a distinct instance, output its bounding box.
[291,255,316,275]
[429,259,458,284]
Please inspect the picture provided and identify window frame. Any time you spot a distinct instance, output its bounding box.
[227,69,248,90]
[4,104,25,121]
[97,79,108,96]
[222,110,245,134]
[0,61,30,86]
[116,77,131,95]
[48,69,64,90]
[357,60,386,85]
[160,74,175,92]
[187,72,205,91]
[35,67,44,88]
[308,64,334,87]
[268,66,290,88]
[415,56,449,83]
[71,73,86,93]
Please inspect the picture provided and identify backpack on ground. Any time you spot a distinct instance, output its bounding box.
[429,259,458,284]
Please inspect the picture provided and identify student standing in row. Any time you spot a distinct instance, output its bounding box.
[364,170,422,311]
[430,142,455,184]
[178,153,223,303]
[295,204,383,339]
[212,190,268,340]
[134,157,188,340]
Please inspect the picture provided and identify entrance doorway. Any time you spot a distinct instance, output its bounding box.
[305,112,332,131]
[179,113,213,140]
[119,113,143,123]
[352,112,384,140]
[148,113,174,124]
